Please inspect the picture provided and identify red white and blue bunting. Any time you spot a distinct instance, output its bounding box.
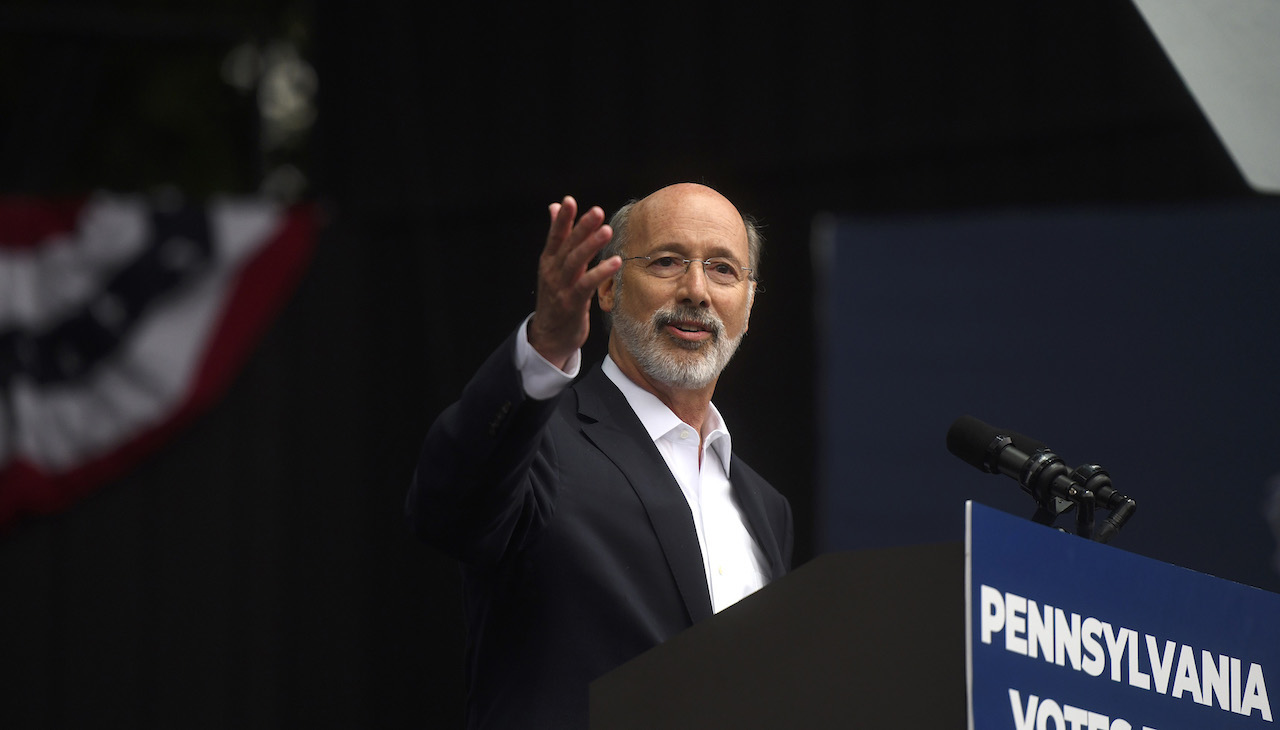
[0,193,315,529]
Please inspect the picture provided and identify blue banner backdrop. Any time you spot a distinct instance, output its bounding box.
[817,201,1280,592]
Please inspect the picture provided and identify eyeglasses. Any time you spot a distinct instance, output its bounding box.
[621,255,754,286]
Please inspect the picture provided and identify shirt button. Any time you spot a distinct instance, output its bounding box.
[679,429,690,439]
[717,565,724,575]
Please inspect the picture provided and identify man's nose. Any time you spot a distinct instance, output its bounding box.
[676,260,710,307]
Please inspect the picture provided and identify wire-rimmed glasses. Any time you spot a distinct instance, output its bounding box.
[621,255,753,286]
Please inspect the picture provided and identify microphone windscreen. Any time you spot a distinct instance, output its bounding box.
[946,415,1002,473]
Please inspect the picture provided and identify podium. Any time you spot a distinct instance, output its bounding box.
[591,502,1280,729]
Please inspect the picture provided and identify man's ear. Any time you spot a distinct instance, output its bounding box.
[597,275,616,313]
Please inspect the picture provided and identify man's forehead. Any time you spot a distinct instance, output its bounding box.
[632,185,748,249]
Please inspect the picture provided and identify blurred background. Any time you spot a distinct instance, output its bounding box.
[1,1,1276,728]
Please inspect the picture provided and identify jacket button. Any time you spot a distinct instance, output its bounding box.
[487,401,512,436]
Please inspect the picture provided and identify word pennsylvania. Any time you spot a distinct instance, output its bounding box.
[979,585,1272,722]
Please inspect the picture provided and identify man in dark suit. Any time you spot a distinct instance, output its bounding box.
[407,183,794,729]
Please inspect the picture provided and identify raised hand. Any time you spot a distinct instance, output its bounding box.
[527,196,622,370]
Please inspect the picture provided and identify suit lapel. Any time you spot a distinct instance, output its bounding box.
[574,367,714,625]
[728,459,786,581]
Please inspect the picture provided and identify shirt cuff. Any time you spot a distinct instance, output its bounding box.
[514,313,580,400]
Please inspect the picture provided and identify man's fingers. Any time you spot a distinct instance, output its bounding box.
[545,199,611,277]
[562,222,613,275]
[565,205,605,250]
[532,198,619,361]
[540,197,616,307]
[577,255,622,294]
[544,196,577,256]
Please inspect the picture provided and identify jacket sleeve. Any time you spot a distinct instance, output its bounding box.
[405,328,567,567]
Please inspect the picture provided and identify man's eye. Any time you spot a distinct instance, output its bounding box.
[711,262,735,276]
[651,257,681,268]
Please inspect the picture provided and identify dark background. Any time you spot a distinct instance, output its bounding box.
[820,203,1280,590]
[0,1,1266,727]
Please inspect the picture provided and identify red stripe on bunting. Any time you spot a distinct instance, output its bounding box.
[0,196,88,248]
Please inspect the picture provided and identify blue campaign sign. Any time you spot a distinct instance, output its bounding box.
[966,501,1280,730]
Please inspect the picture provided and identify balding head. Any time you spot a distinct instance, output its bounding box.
[602,183,763,274]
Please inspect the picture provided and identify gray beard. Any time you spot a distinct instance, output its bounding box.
[611,300,744,390]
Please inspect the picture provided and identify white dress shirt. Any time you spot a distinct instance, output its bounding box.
[514,316,769,612]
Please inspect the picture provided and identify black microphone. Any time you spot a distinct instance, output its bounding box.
[947,416,1136,543]
[946,415,1088,508]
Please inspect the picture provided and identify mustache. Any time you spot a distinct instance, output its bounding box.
[651,305,723,338]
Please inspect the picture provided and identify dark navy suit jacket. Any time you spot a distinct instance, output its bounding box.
[407,330,793,729]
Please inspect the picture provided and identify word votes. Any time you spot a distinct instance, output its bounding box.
[1009,689,1153,730]
[979,586,1272,723]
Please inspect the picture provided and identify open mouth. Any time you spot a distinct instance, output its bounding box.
[659,316,718,345]
[668,323,709,339]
